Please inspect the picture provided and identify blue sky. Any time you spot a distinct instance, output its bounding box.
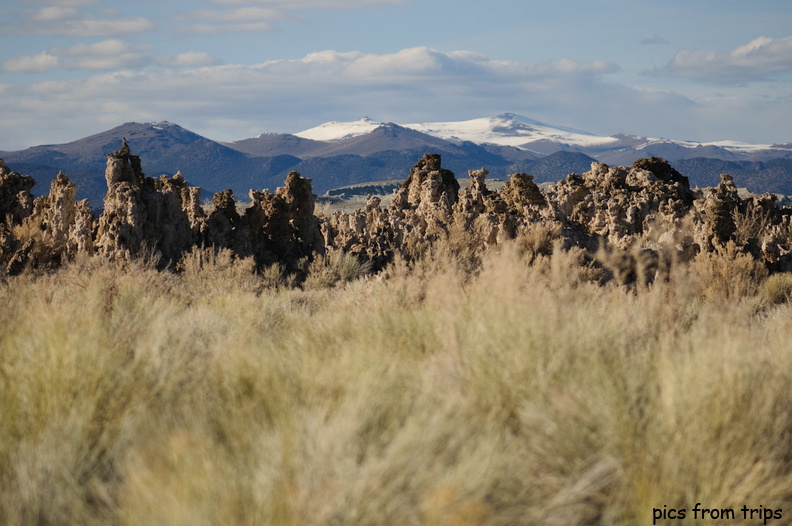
[1,0,791,150]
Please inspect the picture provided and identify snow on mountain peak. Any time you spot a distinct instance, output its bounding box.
[293,113,618,149]
[295,117,384,142]
[149,121,176,130]
[291,113,775,154]
[405,114,616,149]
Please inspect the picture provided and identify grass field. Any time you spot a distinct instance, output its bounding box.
[2,242,792,525]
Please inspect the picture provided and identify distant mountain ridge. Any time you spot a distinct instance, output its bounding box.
[0,122,301,207]
[1,114,791,207]
[291,113,791,162]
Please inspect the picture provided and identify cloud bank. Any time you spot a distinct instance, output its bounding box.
[3,40,219,73]
[1,46,727,150]
[11,5,154,38]
[6,0,404,39]
[654,35,792,84]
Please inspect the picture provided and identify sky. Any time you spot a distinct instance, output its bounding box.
[1,0,791,150]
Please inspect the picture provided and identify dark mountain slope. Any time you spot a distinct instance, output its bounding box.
[1,122,295,204]
[672,158,792,194]
[225,133,330,157]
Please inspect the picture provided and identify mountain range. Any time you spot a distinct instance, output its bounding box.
[1,113,791,207]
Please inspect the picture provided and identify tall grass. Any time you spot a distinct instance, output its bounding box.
[1,246,792,524]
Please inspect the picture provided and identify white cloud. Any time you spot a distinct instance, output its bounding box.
[7,3,153,37]
[189,6,284,22]
[59,17,154,37]
[208,0,405,7]
[9,0,401,38]
[188,21,280,35]
[3,51,60,73]
[3,40,220,73]
[63,39,130,55]
[177,0,402,34]
[177,6,294,34]
[4,40,151,72]
[158,52,221,67]
[257,47,619,82]
[732,36,792,69]
[69,53,149,70]
[32,6,79,21]
[655,35,792,84]
[31,0,97,6]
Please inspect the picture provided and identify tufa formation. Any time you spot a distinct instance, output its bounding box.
[2,144,792,281]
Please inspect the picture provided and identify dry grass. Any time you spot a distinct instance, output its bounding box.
[760,272,792,305]
[2,244,792,525]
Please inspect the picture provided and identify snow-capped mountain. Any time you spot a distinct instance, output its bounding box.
[295,117,386,142]
[405,113,618,150]
[293,112,783,160]
[293,113,609,148]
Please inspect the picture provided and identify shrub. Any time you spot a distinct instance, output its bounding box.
[302,250,372,289]
[760,272,792,305]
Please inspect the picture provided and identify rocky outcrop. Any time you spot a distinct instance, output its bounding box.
[546,158,701,251]
[95,143,205,263]
[500,172,548,212]
[698,172,741,249]
[3,145,792,280]
[0,165,93,273]
[295,152,792,277]
[104,139,143,187]
[93,144,323,270]
[0,159,35,273]
[0,159,35,226]
[321,194,399,270]
[243,171,323,268]
[392,153,459,211]
[205,189,243,250]
[24,173,93,266]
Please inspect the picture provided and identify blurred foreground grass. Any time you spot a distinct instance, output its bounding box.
[2,244,792,525]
